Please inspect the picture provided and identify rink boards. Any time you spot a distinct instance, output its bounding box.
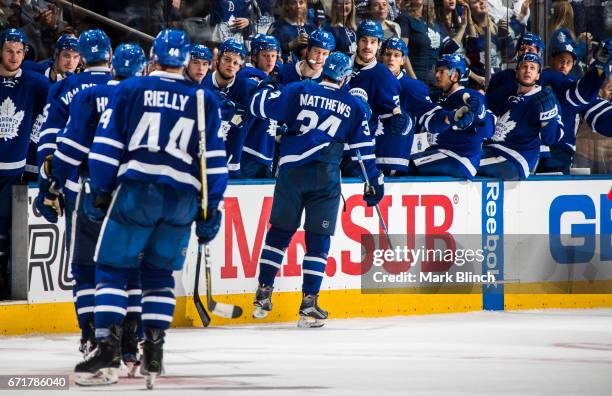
[2,176,611,334]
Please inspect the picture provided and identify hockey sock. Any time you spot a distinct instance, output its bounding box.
[257,226,294,287]
[73,264,96,340]
[141,264,175,331]
[302,232,331,295]
[126,269,143,339]
[94,264,129,337]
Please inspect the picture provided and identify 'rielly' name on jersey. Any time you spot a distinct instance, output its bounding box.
[143,90,189,111]
[299,93,351,117]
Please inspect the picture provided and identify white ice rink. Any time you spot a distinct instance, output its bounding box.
[1,309,611,395]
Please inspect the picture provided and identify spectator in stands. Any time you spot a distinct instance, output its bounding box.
[323,0,358,55]
[464,0,516,90]
[268,0,317,62]
[433,0,469,55]
[396,0,440,87]
[487,0,531,26]
[369,0,401,39]
[209,0,253,45]
[548,0,592,66]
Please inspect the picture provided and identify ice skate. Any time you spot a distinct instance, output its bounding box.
[140,328,164,389]
[297,294,328,328]
[74,325,122,386]
[122,319,141,378]
[253,284,274,319]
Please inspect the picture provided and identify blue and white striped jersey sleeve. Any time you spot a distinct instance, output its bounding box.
[37,82,68,166]
[88,86,129,192]
[52,89,96,189]
[249,86,290,123]
[564,67,606,110]
[203,90,228,209]
[582,98,612,137]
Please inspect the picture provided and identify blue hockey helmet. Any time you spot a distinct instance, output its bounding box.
[357,20,384,41]
[323,51,353,82]
[78,29,111,64]
[151,28,190,67]
[435,53,468,81]
[54,34,79,54]
[308,29,336,51]
[250,34,280,55]
[189,44,213,62]
[112,43,146,77]
[516,52,543,70]
[218,38,247,59]
[517,33,545,55]
[0,28,28,51]
[381,37,408,57]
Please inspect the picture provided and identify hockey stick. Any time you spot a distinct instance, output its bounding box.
[355,150,394,250]
[194,88,211,327]
[203,243,243,319]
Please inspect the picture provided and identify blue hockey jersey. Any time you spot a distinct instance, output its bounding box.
[88,71,227,208]
[278,61,324,85]
[210,0,250,25]
[202,71,257,176]
[51,80,120,190]
[250,80,378,181]
[425,86,495,177]
[268,19,316,62]
[0,69,49,177]
[347,60,401,134]
[373,71,452,173]
[37,67,112,194]
[485,85,561,179]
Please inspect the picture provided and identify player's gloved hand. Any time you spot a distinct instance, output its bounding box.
[82,180,111,223]
[383,111,410,135]
[463,92,486,121]
[35,155,64,223]
[532,86,559,122]
[593,38,612,76]
[449,106,475,130]
[363,172,385,207]
[195,207,222,244]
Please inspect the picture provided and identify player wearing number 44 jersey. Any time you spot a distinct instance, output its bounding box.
[74,29,227,389]
[249,52,384,328]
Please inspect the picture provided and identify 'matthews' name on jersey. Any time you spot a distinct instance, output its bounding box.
[299,93,351,117]
[143,90,190,111]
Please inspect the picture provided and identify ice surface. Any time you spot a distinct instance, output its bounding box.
[0,309,611,395]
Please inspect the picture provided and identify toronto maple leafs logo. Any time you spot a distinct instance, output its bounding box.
[492,112,516,141]
[374,119,384,137]
[266,119,278,137]
[557,31,567,44]
[0,97,25,141]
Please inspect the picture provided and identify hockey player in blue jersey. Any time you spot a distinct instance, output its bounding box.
[45,44,146,379]
[278,29,335,84]
[203,38,257,177]
[22,35,81,83]
[536,38,612,174]
[341,20,407,176]
[74,29,227,388]
[412,54,495,179]
[249,52,384,327]
[478,53,561,180]
[239,34,283,178]
[0,28,49,299]
[581,77,612,138]
[35,29,113,236]
[378,38,476,176]
[185,44,212,84]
